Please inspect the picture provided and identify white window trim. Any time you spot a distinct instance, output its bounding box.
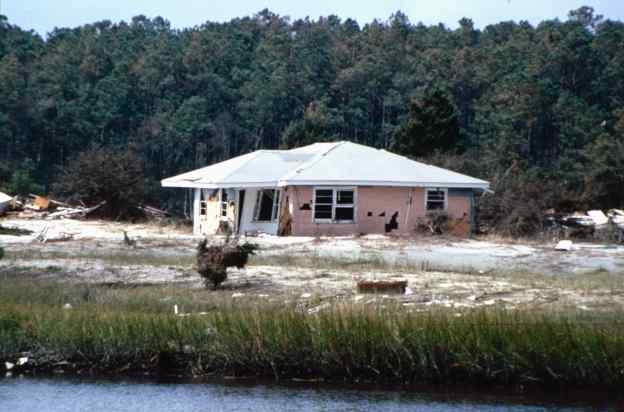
[253,188,281,223]
[425,188,448,211]
[199,189,211,217]
[313,187,357,224]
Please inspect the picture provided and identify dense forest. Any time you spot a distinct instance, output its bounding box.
[0,6,623,234]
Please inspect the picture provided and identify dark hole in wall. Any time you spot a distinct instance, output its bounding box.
[385,212,399,233]
[257,191,274,221]
[367,212,372,217]
[379,212,386,217]
[299,203,311,211]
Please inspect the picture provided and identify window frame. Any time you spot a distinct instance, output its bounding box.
[199,189,208,217]
[312,187,357,224]
[425,188,448,211]
[219,189,229,220]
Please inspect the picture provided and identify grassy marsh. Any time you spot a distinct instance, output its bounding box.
[1,277,623,388]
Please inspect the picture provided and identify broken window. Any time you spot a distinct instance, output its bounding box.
[426,189,447,211]
[254,189,280,222]
[314,188,356,222]
[335,189,355,221]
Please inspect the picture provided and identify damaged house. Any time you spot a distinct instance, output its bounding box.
[161,141,490,237]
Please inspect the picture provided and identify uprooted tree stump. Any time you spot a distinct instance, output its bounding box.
[196,238,259,289]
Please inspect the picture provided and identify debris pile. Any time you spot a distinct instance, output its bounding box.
[0,191,172,223]
[608,209,624,230]
[0,192,107,220]
[545,208,624,242]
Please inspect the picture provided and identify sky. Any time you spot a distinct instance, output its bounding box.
[3,0,623,37]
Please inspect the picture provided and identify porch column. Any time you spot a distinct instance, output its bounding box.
[193,188,200,236]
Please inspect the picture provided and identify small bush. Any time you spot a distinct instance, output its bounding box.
[196,239,259,289]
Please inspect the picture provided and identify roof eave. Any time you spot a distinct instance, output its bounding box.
[278,179,489,189]
[161,180,280,189]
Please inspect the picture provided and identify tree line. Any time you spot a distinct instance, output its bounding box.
[0,6,622,234]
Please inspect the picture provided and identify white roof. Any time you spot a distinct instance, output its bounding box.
[162,141,489,190]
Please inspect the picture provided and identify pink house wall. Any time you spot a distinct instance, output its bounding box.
[284,186,472,237]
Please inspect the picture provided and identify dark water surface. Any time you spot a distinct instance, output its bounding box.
[0,377,619,412]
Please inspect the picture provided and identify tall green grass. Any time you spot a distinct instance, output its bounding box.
[1,278,623,387]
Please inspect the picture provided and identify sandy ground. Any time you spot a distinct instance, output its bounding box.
[1,218,624,312]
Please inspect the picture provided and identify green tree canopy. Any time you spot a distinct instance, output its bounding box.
[392,89,460,158]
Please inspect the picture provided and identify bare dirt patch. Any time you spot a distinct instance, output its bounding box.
[1,218,623,312]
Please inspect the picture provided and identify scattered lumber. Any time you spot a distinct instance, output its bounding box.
[45,201,106,220]
[23,194,68,211]
[138,205,170,219]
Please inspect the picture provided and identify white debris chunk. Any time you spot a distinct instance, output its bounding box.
[404,287,413,296]
[17,357,28,366]
[307,303,331,315]
[5,362,14,371]
[587,210,608,225]
[555,240,573,251]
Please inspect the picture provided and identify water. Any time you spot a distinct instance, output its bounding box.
[0,377,617,412]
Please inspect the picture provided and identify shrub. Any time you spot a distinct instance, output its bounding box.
[53,146,145,219]
[196,239,259,289]
[479,187,545,237]
[477,173,582,238]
